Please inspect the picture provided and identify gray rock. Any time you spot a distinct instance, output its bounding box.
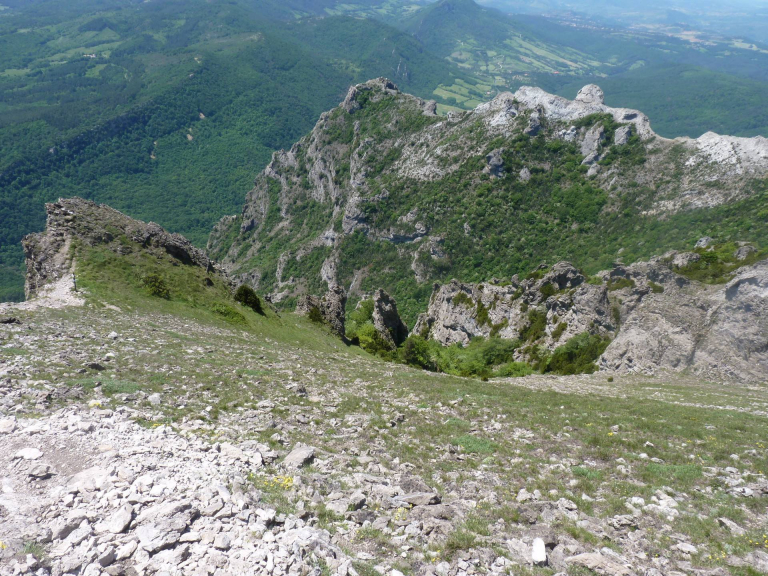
[565,553,633,576]
[483,148,505,178]
[394,492,441,506]
[575,84,605,105]
[28,464,53,479]
[601,258,768,382]
[717,517,746,535]
[283,445,315,469]
[614,125,633,146]
[0,417,17,434]
[414,261,611,355]
[581,124,606,164]
[213,533,232,550]
[106,504,133,534]
[695,236,715,249]
[14,447,42,460]
[734,244,757,261]
[671,252,700,268]
[296,284,347,337]
[371,289,409,349]
[524,111,541,136]
[519,167,531,182]
[148,393,162,406]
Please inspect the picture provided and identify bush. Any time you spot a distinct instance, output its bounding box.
[494,361,533,378]
[399,336,435,370]
[234,284,263,314]
[520,309,547,342]
[355,323,395,357]
[545,332,610,375]
[211,303,246,324]
[308,306,325,324]
[142,273,170,298]
[607,277,635,291]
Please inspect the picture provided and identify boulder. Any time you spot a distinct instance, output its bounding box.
[695,236,715,249]
[483,148,505,178]
[734,244,757,261]
[283,445,315,469]
[371,289,409,349]
[296,284,347,337]
[614,125,632,146]
[581,124,606,164]
[565,553,633,576]
[575,84,605,105]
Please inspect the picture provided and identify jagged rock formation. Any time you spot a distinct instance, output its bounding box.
[23,198,227,300]
[295,284,347,337]
[371,289,409,348]
[207,79,768,316]
[599,258,768,382]
[414,262,613,351]
[416,255,768,382]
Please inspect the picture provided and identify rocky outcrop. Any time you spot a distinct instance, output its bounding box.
[371,289,409,349]
[417,256,768,382]
[22,198,227,300]
[296,284,347,337]
[414,262,613,351]
[208,78,768,314]
[599,258,768,382]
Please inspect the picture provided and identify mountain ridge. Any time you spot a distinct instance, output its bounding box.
[207,78,768,324]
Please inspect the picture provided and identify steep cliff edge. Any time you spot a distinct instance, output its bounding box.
[415,252,768,382]
[208,78,768,323]
[22,198,230,300]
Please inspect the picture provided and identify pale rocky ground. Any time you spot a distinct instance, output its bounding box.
[1,290,768,576]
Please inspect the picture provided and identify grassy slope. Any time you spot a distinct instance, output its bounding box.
[7,243,768,574]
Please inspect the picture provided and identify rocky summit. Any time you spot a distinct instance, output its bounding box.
[1,78,768,576]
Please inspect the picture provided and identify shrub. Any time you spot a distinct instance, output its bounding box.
[552,321,568,341]
[494,361,533,378]
[234,284,263,314]
[355,323,395,357]
[308,306,325,325]
[545,332,610,375]
[649,281,664,294]
[520,309,547,342]
[142,273,170,298]
[607,277,635,291]
[539,283,557,298]
[399,336,435,370]
[211,303,246,324]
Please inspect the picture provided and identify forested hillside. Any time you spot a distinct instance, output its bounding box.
[3,0,768,302]
[0,0,467,301]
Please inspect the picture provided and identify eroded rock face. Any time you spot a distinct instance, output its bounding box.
[22,198,226,300]
[371,289,409,349]
[208,78,768,307]
[296,284,347,337]
[414,262,613,352]
[600,258,768,381]
[417,256,768,382]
